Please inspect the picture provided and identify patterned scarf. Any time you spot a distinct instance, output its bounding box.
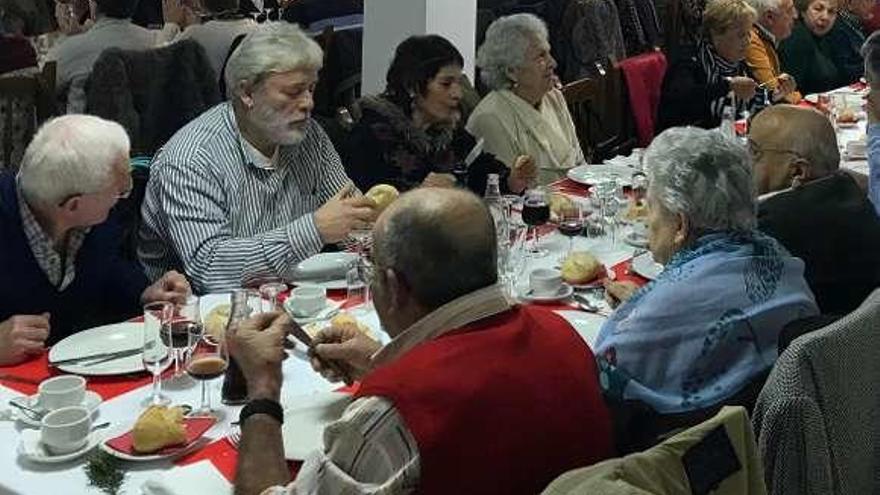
[696,37,758,119]
[594,230,819,413]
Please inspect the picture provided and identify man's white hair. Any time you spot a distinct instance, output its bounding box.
[745,0,784,16]
[17,115,129,207]
[224,21,323,99]
[477,13,549,91]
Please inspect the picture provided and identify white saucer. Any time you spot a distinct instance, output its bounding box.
[520,284,575,303]
[18,429,102,464]
[11,391,102,428]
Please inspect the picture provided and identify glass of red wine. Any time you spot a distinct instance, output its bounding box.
[522,188,550,257]
[186,321,228,417]
[558,202,584,260]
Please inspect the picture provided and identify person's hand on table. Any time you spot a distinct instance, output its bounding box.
[729,76,757,101]
[421,172,457,188]
[772,73,798,101]
[315,183,376,243]
[141,270,191,305]
[0,314,50,366]
[310,324,381,383]
[604,280,640,308]
[229,312,289,401]
[508,155,537,193]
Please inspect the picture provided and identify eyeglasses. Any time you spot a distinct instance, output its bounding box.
[747,140,807,162]
[56,179,133,207]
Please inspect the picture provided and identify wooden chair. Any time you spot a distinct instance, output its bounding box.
[0,61,56,171]
[561,65,636,163]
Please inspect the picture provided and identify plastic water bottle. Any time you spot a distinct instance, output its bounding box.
[484,174,510,273]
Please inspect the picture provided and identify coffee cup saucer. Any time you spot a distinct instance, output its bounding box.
[519,284,574,303]
[17,428,102,464]
[11,391,102,428]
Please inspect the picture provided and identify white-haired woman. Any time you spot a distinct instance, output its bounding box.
[466,13,585,184]
[595,127,818,414]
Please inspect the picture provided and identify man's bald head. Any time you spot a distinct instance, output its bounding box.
[372,188,497,309]
[750,104,840,194]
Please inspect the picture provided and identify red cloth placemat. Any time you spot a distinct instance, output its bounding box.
[105,416,216,456]
[0,352,154,399]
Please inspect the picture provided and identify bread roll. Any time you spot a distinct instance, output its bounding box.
[132,406,187,454]
[623,200,648,221]
[204,304,230,341]
[304,312,377,341]
[561,251,603,284]
[549,193,576,222]
[365,184,399,212]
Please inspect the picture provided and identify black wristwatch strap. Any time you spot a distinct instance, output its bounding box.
[239,398,284,425]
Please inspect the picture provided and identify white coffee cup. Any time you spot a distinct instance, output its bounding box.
[288,286,327,317]
[40,406,91,455]
[529,268,563,297]
[38,375,86,411]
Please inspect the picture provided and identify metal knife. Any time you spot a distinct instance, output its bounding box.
[49,347,142,366]
[281,315,353,386]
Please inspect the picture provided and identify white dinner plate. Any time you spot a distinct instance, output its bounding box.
[631,252,664,280]
[99,422,212,462]
[11,390,102,428]
[18,429,102,464]
[519,284,575,303]
[282,392,353,460]
[554,310,607,348]
[292,252,358,282]
[49,322,146,376]
[624,231,649,248]
[567,164,635,187]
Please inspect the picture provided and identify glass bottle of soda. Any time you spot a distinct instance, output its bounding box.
[221,289,250,405]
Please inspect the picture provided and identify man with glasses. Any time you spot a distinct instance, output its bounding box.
[751,104,880,315]
[745,0,802,103]
[0,115,190,365]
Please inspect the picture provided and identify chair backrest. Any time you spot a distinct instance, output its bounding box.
[561,67,636,162]
[0,62,55,171]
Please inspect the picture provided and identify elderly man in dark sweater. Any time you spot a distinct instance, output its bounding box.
[0,115,189,366]
[752,105,880,315]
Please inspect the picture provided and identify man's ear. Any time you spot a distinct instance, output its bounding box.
[384,268,407,311]
[788,158,811,186]
[59,195,81,214]
[238,81,256,109]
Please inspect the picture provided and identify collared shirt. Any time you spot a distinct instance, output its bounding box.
[755,22,777,47]
[47,17,177,113]
[16,183,86,290]
[138,102,354,293]
[265,284,512,495]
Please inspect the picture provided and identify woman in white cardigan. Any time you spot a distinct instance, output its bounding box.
[467,13,585,184]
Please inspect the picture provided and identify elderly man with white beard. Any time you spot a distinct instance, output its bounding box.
[138,22,375,293]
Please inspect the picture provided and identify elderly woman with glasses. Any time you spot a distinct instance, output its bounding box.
[595,127,818,414]
[659,0,763,130]
[466,13,585,184]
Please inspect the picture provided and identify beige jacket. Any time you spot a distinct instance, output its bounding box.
[543,406,767,495]
[466,89,585,184]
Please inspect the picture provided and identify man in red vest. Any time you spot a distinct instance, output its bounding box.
[230,188,615,495]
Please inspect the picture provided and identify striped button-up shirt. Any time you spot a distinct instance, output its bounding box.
[138,102,352,293]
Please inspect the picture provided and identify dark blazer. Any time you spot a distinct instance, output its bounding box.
[0,174,148,344]
[758,172,880,315]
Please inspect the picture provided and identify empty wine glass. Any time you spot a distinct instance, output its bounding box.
[522,188,550,257]
[142,302,173,406]
[185,323,228,417]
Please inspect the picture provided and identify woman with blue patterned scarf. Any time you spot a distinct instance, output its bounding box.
[595,127,819,414]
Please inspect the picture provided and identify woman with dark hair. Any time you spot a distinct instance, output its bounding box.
[344,34,536,194]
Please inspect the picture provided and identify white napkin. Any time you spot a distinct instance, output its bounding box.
[140,460,232,495]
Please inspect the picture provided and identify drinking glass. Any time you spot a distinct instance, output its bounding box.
[522,188,550,257]
[557,202,584,260]
[169,295,201,377]
[142,302,173,406]
[259,282,287,313]
[185,323,228,417]
[346,261,371,312]
[501,221,527,297]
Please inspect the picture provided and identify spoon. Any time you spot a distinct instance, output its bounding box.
[91,421,110,432]
[9,400,46,421]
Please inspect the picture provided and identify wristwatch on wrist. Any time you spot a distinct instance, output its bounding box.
[239,398,284,425]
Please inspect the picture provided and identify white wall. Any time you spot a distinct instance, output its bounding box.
[362,0,476,95]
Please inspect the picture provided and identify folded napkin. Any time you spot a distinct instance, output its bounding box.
[106,417,215,456]
[141,460,232,495]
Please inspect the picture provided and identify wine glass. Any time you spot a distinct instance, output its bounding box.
[522,188,550,257]
[185,324,228,417]
[142,302,173,407]
[557,202,584,260]
[169,295,201,377]
[259,282,287,313]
